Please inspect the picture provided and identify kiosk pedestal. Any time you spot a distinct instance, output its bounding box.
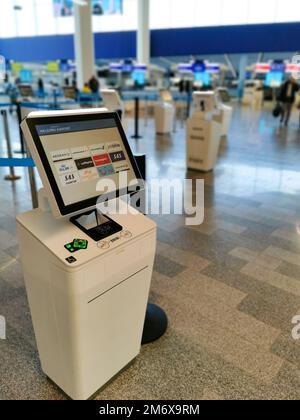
[187,92,222,172]
[219,104,233,138]
[186,116,221,172]
[154,103,175,135]
[17,200,156,400]
[242,82,263,109]
[17,108,160,400]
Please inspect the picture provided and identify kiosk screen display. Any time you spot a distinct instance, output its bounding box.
[194,72,211,86]
[131,70,145,86]
[265,72,283,88]
[20,70,33,83]
[31,115,140,211]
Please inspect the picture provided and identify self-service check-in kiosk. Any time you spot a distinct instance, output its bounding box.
[101,89,124,120]
[242,80,264,109]
[101,89,127,133]
[186,91,222,172]
[154,90,175,135]
[216,88,233,138]
[17,109,157,400]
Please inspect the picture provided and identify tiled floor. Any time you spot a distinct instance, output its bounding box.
[1,104,300,400]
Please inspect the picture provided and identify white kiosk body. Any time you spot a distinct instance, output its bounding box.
[216,88,233,138]
[154,90,175,135]
[242,80,264,109]
[17,109,156,400]
[101,89,124,114]
[186,92,222,172]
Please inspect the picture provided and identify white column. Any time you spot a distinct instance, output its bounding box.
[137,0,150,65]
[74,0,95,89]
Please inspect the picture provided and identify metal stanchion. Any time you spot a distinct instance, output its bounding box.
[131,97,142,139]
[1,109,21,181]
[144,98,149,127]
[28,154,38,209]
[14,103,26,155]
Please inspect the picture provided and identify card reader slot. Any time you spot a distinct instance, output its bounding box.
[87,266,148,304]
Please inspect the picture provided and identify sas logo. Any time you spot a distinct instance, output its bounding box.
[60,172,80,187]
[109,151,126,163]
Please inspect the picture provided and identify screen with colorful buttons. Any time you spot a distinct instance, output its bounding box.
[35,118,137,207]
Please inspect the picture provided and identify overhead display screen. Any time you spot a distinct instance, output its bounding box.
[53,0,123,17]
[35,118,137,207]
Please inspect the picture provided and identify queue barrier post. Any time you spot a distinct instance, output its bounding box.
[14,103,27,155]
[0,157,38,209]
[27,151,38,210]
[1,109,21,181]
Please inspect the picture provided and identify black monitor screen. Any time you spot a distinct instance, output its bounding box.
[26,112,142,216]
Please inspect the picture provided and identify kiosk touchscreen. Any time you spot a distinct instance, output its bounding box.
[265,72,283,88]
[21,110,141,219]
[17,109,157,400]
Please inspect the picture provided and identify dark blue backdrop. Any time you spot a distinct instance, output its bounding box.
[0,22,299,61]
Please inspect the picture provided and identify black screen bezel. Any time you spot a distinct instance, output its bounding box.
[26,112,143,216]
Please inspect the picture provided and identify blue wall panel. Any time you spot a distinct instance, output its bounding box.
[0,23,299,61]
[0,35,75,61]
[0,31,136,61]
[94,31,136,59]
[151,23,300,56]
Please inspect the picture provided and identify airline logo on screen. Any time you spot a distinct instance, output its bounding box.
[79,168,99,182]
[51,141,130,188]
[97,165,115,177]
[93,154,111,167]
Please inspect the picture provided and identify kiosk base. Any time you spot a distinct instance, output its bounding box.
[142,303,168,345]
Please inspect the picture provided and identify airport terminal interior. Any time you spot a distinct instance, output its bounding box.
[1,0,300,401]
